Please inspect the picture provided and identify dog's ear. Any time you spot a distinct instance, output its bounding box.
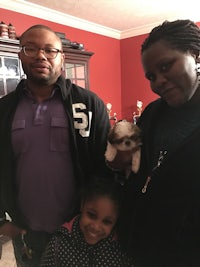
[131,147,141,173]
[107,124,117,143]
[105,141,117,161]
[131,123,141,136]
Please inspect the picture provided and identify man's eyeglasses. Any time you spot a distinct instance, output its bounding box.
[20,46,63,59]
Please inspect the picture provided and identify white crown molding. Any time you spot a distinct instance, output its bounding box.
[120,22,163,39]
[1,1,200,40]
[1,0,151,39]
[1,0,122,39]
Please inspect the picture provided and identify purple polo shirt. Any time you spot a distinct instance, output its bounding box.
[11,89,76,233]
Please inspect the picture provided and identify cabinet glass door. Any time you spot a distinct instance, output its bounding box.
[0,53,23,97]
[65,62,86,88]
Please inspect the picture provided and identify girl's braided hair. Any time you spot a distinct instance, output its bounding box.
[141,19,200,54]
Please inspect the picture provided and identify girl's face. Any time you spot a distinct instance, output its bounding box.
[79,196,118,245]
[142,41,199,107]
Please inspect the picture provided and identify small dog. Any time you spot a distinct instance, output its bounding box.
[105,120,142,177]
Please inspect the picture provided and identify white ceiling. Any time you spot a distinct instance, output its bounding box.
[1,0,200,39]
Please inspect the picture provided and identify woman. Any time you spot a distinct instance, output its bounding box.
[121,19,200,267]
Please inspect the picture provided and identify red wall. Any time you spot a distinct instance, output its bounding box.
[120,35,157,121]
[1,8,200,122]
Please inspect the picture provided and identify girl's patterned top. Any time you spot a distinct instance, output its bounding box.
[40,215,134,266]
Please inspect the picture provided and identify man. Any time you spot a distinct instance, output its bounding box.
[0,24,110,266]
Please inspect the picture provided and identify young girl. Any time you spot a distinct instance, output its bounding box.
[40,175,134,266]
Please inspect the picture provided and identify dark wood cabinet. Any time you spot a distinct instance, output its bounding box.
[0,38,93,97]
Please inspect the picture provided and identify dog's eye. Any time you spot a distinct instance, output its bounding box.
[113,139,123,144]
[130,135,139,141]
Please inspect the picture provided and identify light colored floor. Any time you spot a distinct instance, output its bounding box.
[0,237,17,267]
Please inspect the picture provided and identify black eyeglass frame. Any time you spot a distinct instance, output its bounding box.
[20,46,63,59]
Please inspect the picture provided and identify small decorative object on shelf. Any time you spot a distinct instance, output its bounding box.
[0,22,17,39]
[106,102,112,116]
[106,102,117,123]
[133,100,143,124]
[56,32,84,50]
[0,21,8,38]
[8,23,16,39]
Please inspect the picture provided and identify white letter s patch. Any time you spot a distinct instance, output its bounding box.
[72,103,92,137]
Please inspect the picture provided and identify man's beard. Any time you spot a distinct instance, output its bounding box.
[29,75,51,85]
[25,71,55,86]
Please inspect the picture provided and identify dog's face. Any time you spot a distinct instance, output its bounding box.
[107,121,141,151]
